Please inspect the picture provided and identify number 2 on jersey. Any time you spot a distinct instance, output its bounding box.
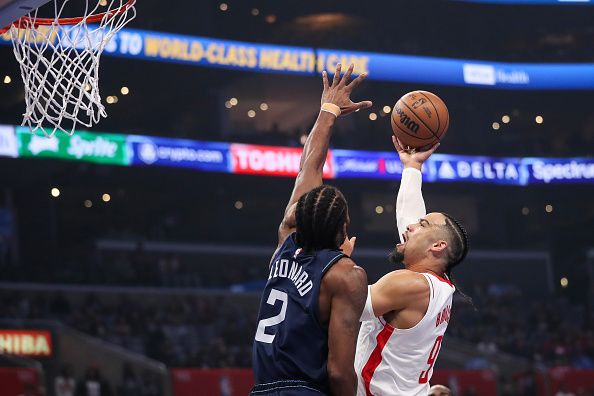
[255,288,288,343]
[419,335,443,384]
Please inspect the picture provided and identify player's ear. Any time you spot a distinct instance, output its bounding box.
[430,240,447,253]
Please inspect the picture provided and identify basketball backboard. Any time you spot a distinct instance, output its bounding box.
[0,0,51,28]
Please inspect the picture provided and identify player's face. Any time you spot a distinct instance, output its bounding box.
[394,212,448,264]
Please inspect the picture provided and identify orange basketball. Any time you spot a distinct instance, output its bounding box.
[391,90,449,150]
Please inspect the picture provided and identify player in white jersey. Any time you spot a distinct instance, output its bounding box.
[355,137,469,396]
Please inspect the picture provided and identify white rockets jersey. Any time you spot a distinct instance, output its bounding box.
[355,273,455,396]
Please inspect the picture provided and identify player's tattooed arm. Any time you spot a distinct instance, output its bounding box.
[325,258,368,396]
[276,64,372,248]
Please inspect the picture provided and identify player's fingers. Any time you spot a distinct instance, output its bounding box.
[322,70,329,90]
[346,72,368,90]
[353,100,373,111]
[426,141,441,154]
[392,135,400,150]
[332,63,342,86]
[341,64,354,86]
[395,137,406,152]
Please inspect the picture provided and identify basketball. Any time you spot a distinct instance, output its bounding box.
[391,90,449,150]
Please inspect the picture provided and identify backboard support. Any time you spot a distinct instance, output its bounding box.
[0,0,51,28]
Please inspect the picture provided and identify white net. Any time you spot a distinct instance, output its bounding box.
[9,0,136,137]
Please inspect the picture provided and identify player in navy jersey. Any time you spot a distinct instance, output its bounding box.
[251,64,371,396]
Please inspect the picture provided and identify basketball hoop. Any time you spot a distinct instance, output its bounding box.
[3,0,136,137]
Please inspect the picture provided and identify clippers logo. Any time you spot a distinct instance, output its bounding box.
[394,106,420,134]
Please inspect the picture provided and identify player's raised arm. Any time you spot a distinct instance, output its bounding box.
[276,64,372,248]
[393,137,439,242]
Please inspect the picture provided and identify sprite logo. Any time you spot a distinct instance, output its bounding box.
[18,128,129,165]
[67,135,118,159]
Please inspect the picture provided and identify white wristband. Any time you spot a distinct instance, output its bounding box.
[321,102,341,117]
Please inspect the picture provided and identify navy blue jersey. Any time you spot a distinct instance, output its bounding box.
[252,233,345,394]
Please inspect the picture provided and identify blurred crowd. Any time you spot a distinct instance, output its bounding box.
[0,291,257,368]
[52,364,160,396]
[1,283,594,371]
[450,282,594,370]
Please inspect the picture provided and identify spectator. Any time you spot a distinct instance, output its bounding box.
[555,384,576,396]
[118,364,141,396]
[55,365,76,396]
[75,366,112,396]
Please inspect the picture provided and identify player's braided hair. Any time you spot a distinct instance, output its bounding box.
[442,213,469,277]
[295,185,348,253]
[441,213,474,307]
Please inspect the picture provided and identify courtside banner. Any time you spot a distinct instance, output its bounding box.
[16,127,129,165]
[332,150,527,185]
[0,125,18,158]
[230,143,334,178]
[523,157,594,184]
[425,154,526,185]
[0,329,52,357]
[332,149,404,179]
[3,29,594,89]
[128,135,230,172]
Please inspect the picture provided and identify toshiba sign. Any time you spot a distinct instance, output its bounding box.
[230,144,334,178]
[0,330,53,357]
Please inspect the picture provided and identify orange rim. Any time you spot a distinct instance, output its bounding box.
[1,0,135,33]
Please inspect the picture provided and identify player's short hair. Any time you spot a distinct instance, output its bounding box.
[295,185,348,253]
[440,213,469,276]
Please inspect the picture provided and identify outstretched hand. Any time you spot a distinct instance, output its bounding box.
[321,64,372,116]
[392,136,440,170]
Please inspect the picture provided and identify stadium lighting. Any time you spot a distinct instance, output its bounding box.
[492,122,500,130]
[375,206,384,214]
[560,277,568,288]
[106,96,115,104]
[300,134,308,145]
[3,75,11,84]
[545,204,553,213]
[84,200,93,208]
[247,110,256,118]
[369,113,377,121]
[521,207,529,215]
[260,103,269,111]
[234,201,244,210]
[229,98,238,106]
[535,115,544,124]
[120,86,129,95]
[225,101,232,109]
[251,8,260,16]
[219,3,228,11]
[265,15,277,23]
[383,105,391,113]
[51,188,60,198]
[102,193,111,202]
[99,0,107,5]
[501,115,510,124]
